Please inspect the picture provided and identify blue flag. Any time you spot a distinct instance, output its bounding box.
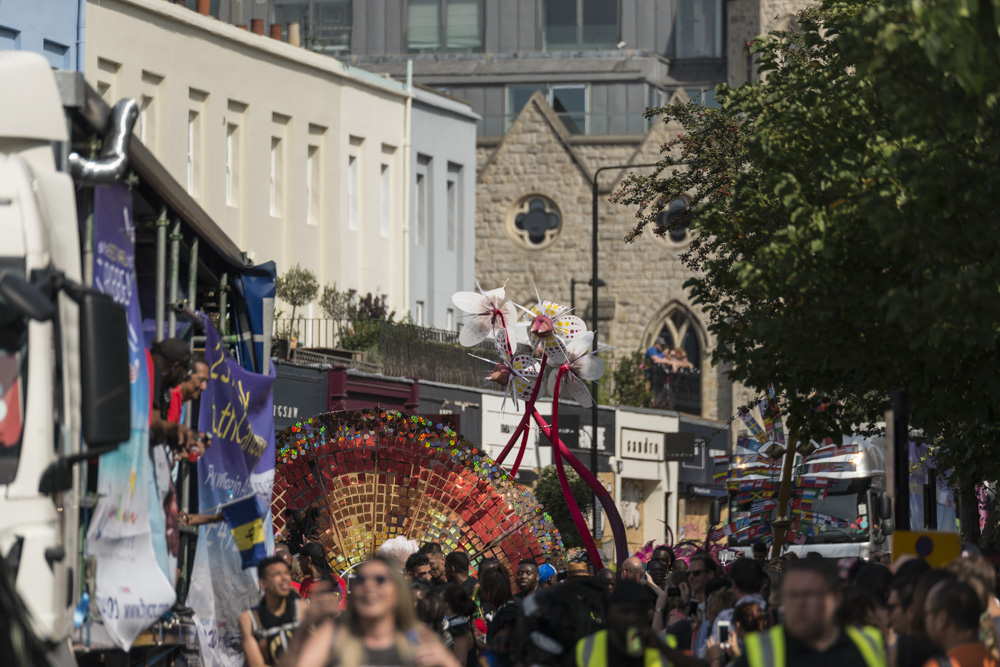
[221,495,268,569]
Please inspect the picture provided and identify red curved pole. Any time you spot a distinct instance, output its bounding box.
[548,366,604,569]
[510,426,531,476]
[531,410,629,571]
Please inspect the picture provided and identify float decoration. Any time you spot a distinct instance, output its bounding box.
[454,283,627,570]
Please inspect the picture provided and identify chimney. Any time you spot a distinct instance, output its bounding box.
[288,22,301,47]
[270,23,283,40]
[197,0,210,15]
[251,19,264,35]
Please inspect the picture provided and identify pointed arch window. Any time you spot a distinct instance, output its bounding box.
[654,309,702,415]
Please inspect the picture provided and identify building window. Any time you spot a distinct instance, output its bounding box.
[138,95,153,145]
[656,198,689,244]
[446,308,455,331]
[506,84,588,134]
[507,195,562,249]
[225,122,239,207]
[415,166,428,244]
[347,154,359,231]
[380,163,391,238]
[543,0,619,51]
[415,301,425,326]
[270,137,283,217]
[446,177,457,251]
[408,0,483,53]
[186,110,199,196]
[675,0,723,59]
[307,145,320,225]
[652,309,703,415]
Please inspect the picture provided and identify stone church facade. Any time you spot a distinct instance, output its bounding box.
[474,89,738,421]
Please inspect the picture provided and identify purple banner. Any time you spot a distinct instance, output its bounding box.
[189,316,275,666]
[85,183,176,650]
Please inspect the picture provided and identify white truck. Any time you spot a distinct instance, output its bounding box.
[722,435,895,559]
[0,52,131,663]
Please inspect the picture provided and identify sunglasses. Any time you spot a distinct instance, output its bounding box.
[356,574,390,586]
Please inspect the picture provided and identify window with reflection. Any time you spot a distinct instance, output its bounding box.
[675,0,723,59]
[543,0,619,51]
[408,0,483,53]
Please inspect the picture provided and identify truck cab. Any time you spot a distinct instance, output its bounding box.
[723,435,894,559]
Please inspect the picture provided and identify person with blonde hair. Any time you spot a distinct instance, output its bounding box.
[295,557,459,667]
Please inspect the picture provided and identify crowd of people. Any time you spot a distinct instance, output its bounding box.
[233,536,1000,667]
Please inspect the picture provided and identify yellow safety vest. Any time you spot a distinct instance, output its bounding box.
[744,625,886,667]
[575,629,676,667]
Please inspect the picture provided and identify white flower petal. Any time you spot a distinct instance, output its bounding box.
[565,374,594,408]
[513,376,536,401]
[494,328,514,362]
[512,322,529,345]
[553,314,587,340]
[459,316,491,347]
[542,337,568,366]
[546,368,560,398]
[512,355,539,374]
[572,354,606,381]
[564,331,594,362]
[452,291,487,314]
[482,285,506,307]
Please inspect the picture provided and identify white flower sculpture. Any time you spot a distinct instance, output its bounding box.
[523,300,587,365]
[451,283,519,347]
[469,328,539,410]
[547,331,606,408]
[452,281,624,575]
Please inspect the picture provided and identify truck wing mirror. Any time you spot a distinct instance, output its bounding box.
[709,498,722,526]
[878,494,893,521]
[79,290,130,446]
[880,518,894,536]
[0,272,54,322]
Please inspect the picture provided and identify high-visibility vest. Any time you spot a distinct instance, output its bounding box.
[575,630,676,667]
[744,625,886,667]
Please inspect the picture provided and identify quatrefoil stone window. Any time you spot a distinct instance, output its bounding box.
[507,195,562,249]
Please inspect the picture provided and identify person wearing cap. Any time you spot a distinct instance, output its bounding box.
[538,563,557,589]
[575,580,683,667]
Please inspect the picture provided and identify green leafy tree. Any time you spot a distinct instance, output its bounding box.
[276,263,318,331]
[612,0,1000,539]
[534,465,593,549]
[611,351,653,408]
[319,283,355,321]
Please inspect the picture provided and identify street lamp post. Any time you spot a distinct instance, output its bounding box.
[590,162,660,539]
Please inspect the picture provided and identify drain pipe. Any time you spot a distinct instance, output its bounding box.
[401,59,413,315]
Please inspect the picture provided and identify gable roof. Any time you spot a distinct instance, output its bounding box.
[477,90,594,184]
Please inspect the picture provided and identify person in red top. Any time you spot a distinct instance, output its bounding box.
[299,542,346,609]
[167,354,209,424]
[923,578,998,667]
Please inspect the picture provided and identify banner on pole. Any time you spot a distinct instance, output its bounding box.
[84,183,176,650]
[188,316,276,667]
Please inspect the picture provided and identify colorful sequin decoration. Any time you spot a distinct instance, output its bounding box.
[272,409,565,578]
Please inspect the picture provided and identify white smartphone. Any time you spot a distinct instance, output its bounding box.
[718,619,731,644]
